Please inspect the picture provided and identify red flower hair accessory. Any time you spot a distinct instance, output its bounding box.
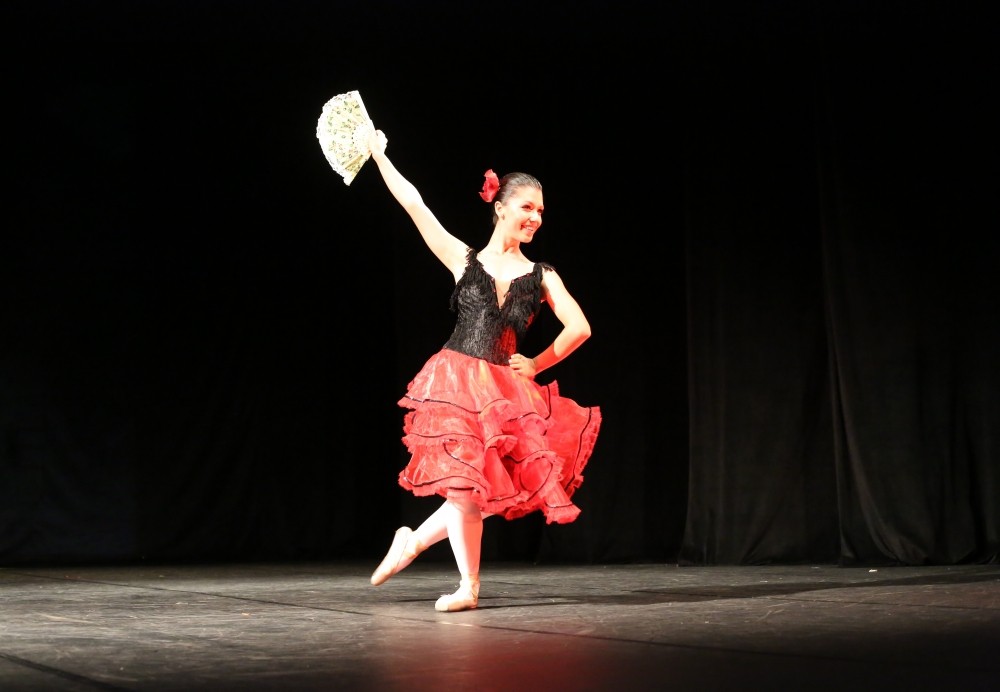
[479,169,499,202]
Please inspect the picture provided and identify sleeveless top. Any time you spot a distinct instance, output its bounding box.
[442,247,554,365]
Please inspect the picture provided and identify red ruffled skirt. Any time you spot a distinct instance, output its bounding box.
[397,348,602,524]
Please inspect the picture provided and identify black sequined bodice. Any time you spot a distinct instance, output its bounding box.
[442,248,553,365]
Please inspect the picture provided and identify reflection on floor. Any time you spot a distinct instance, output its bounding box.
[1,561,997,691]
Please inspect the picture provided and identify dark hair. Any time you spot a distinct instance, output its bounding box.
[491,172,542,226]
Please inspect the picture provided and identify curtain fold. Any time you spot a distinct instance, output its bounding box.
[681,1,998,565]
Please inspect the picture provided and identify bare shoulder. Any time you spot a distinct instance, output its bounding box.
[539,264,570,301]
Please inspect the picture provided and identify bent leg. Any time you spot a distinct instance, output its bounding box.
[372,498,492,589]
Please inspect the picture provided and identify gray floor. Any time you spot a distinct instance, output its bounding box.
[1,561,997,691]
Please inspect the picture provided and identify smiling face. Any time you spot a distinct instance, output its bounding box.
[496,186,544,243]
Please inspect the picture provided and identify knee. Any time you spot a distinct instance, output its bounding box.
[447,498,482,520]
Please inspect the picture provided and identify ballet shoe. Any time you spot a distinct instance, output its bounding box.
[434,575,480,612]
[370,527,423,586]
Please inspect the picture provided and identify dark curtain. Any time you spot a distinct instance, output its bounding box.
[679,2,999,565]
[3,1,996,568]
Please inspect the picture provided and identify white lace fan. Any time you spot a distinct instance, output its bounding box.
[316,90,375,185]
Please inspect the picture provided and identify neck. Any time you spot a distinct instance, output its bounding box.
[485,229,521,255]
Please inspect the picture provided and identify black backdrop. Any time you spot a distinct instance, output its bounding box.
[3,1,997,567]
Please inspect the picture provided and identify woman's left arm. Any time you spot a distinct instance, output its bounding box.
[509,268,591,378]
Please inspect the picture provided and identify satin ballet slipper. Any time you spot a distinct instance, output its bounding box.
[434,575,480,612]
[370,527,423,586]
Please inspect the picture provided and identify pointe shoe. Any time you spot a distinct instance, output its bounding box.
[370,527,423,586]
[434,575,480,612]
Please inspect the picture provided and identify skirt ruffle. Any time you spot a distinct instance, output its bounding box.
[397,348,601,524]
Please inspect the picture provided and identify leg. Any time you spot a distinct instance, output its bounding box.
[410,500,451,549]
[435,498,483,612]
[413,500,492,548]
[371,500,490,586]
[370,501,449,585]
[370,526,424,586]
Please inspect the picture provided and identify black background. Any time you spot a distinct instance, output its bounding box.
[3,0,997,567]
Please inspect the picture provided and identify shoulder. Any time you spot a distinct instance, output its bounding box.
[454,245,480,282]
[534,261,557,284]
[457,245,478,273]
[537,262,569,302]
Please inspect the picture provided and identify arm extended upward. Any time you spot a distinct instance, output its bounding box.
[367,130,468,279]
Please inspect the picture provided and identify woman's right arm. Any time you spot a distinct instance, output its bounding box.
[367,129,469,277]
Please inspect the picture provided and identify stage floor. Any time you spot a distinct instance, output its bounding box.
[1,561,997,691]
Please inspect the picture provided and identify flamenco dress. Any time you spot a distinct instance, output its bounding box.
[397,248,601,524]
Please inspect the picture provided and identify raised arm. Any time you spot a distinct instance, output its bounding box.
[366,129,469,278]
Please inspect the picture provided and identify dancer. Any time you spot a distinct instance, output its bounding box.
[365,128,601,611]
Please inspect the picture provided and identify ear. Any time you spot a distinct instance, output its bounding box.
[494,200,503,216]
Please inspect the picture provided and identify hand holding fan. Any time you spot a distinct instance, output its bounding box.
[316,90,375,185]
